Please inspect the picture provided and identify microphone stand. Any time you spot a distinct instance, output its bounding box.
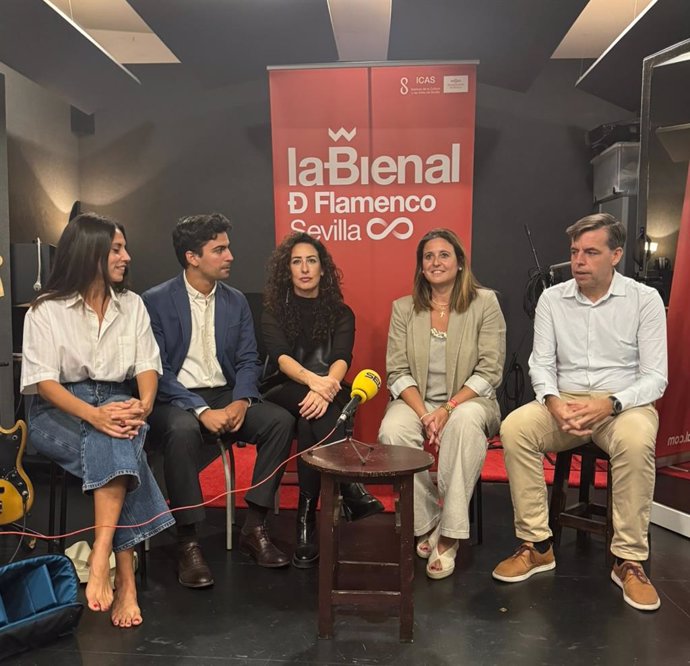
[335,415,376,465]
[310,414,375,465]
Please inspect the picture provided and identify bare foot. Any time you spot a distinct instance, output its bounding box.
[110,584,142,628]
[85,542,114,612]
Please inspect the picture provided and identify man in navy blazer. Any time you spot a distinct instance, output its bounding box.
[143,213,294,588]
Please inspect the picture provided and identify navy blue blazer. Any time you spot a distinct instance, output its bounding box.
[142,274,261,411]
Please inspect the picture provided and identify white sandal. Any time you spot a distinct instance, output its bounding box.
[416,522,441,559]
[426,539,459,580]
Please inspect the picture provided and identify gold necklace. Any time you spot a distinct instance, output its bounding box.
[431,297,451,318]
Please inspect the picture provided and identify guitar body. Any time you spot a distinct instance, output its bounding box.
[0,420,35,525]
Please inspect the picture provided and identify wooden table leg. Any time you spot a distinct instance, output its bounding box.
[398,475,414,642]
[318,473,337,639]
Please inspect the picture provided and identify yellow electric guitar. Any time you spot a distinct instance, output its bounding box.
[0,420,34,525]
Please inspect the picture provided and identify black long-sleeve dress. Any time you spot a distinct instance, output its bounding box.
[261,296,355,496]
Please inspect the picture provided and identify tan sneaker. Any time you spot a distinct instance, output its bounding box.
[611,561,660,611]
[492,542,556,582]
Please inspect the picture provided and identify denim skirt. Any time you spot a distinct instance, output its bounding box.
[28,380,175,551]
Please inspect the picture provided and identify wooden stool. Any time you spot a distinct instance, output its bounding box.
[548,442,613,566]
[303,440,433,642]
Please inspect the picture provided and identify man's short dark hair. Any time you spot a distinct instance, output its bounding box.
[566,213,626,251]
[172,213,232,268]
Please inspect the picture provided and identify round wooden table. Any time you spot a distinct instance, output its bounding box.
[302,439,434,642]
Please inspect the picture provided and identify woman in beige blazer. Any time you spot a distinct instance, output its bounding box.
[378,228,506,580]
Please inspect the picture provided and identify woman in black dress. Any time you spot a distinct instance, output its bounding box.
[262,232,383,568]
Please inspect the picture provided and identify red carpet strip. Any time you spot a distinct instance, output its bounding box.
[199,441,608,510]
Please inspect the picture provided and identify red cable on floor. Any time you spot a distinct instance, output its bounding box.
[1,426,338,543]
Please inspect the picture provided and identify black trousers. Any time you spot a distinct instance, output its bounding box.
[263,380,347,497]
[147,387,295,526]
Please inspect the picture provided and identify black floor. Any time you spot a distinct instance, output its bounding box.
[3,474,690,666]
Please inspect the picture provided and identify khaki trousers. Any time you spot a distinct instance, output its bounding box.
[500,392,658,561]
[378,397,500,539]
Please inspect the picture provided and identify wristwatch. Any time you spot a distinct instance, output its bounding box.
[609,396,623,415]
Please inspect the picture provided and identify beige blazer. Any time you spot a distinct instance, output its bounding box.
[385,289,506,401]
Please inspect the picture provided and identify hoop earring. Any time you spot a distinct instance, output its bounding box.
[285,288,290,305]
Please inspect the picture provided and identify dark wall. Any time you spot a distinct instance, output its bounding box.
[79,66,274,294]
[0,63,79,245]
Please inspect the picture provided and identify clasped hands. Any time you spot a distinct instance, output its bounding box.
[300,374,341,420]
[421,408,450,451]
[89,398,151,439]
[546,396,613,436]
[199,400,250,435]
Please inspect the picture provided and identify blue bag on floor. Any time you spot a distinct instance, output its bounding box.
[0,554,83,660]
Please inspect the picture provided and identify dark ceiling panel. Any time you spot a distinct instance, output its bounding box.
[388,0,588,91]
[576,0,690,111]
[0,0,141,113]
[129,0,338,87]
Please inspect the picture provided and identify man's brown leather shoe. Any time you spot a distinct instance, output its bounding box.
[239,524,289,568]
[177,541,214,588]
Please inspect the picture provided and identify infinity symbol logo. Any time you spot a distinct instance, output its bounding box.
[400,77,409,95]
[366,217,414,240]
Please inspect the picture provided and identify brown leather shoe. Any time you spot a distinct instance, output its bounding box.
[611,560,660,611]
[177,542,214,588]
[492,543,556,582]
[239,524,289,568]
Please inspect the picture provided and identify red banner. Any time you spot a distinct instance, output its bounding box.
[655,164,690,465]
[269,64,477,440]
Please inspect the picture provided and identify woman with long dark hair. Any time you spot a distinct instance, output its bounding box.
[378,228,506,580]
[21,213,173,627]
[262,232,383,568]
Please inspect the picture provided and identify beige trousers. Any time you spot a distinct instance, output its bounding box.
[500,392,658,561]
[378,397,500,539]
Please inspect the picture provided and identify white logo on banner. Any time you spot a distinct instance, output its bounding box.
[290,216,415,242]
[328,127,357,142]
[285,129,459,242]
[366,217,414,240]
[400,77,409,95]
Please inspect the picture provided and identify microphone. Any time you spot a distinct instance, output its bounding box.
[336,369,381,424]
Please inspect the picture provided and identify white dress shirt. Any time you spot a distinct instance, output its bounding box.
[529,271,667,411]
[177,272,226,391]
[21,289,162,394]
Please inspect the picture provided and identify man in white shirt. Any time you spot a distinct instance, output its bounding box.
[492,213,667,612]
[144,214,294,588]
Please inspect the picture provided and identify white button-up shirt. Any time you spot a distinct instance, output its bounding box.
[529,271,668,410]
[21,289,162,394]
[177,272,226,390]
